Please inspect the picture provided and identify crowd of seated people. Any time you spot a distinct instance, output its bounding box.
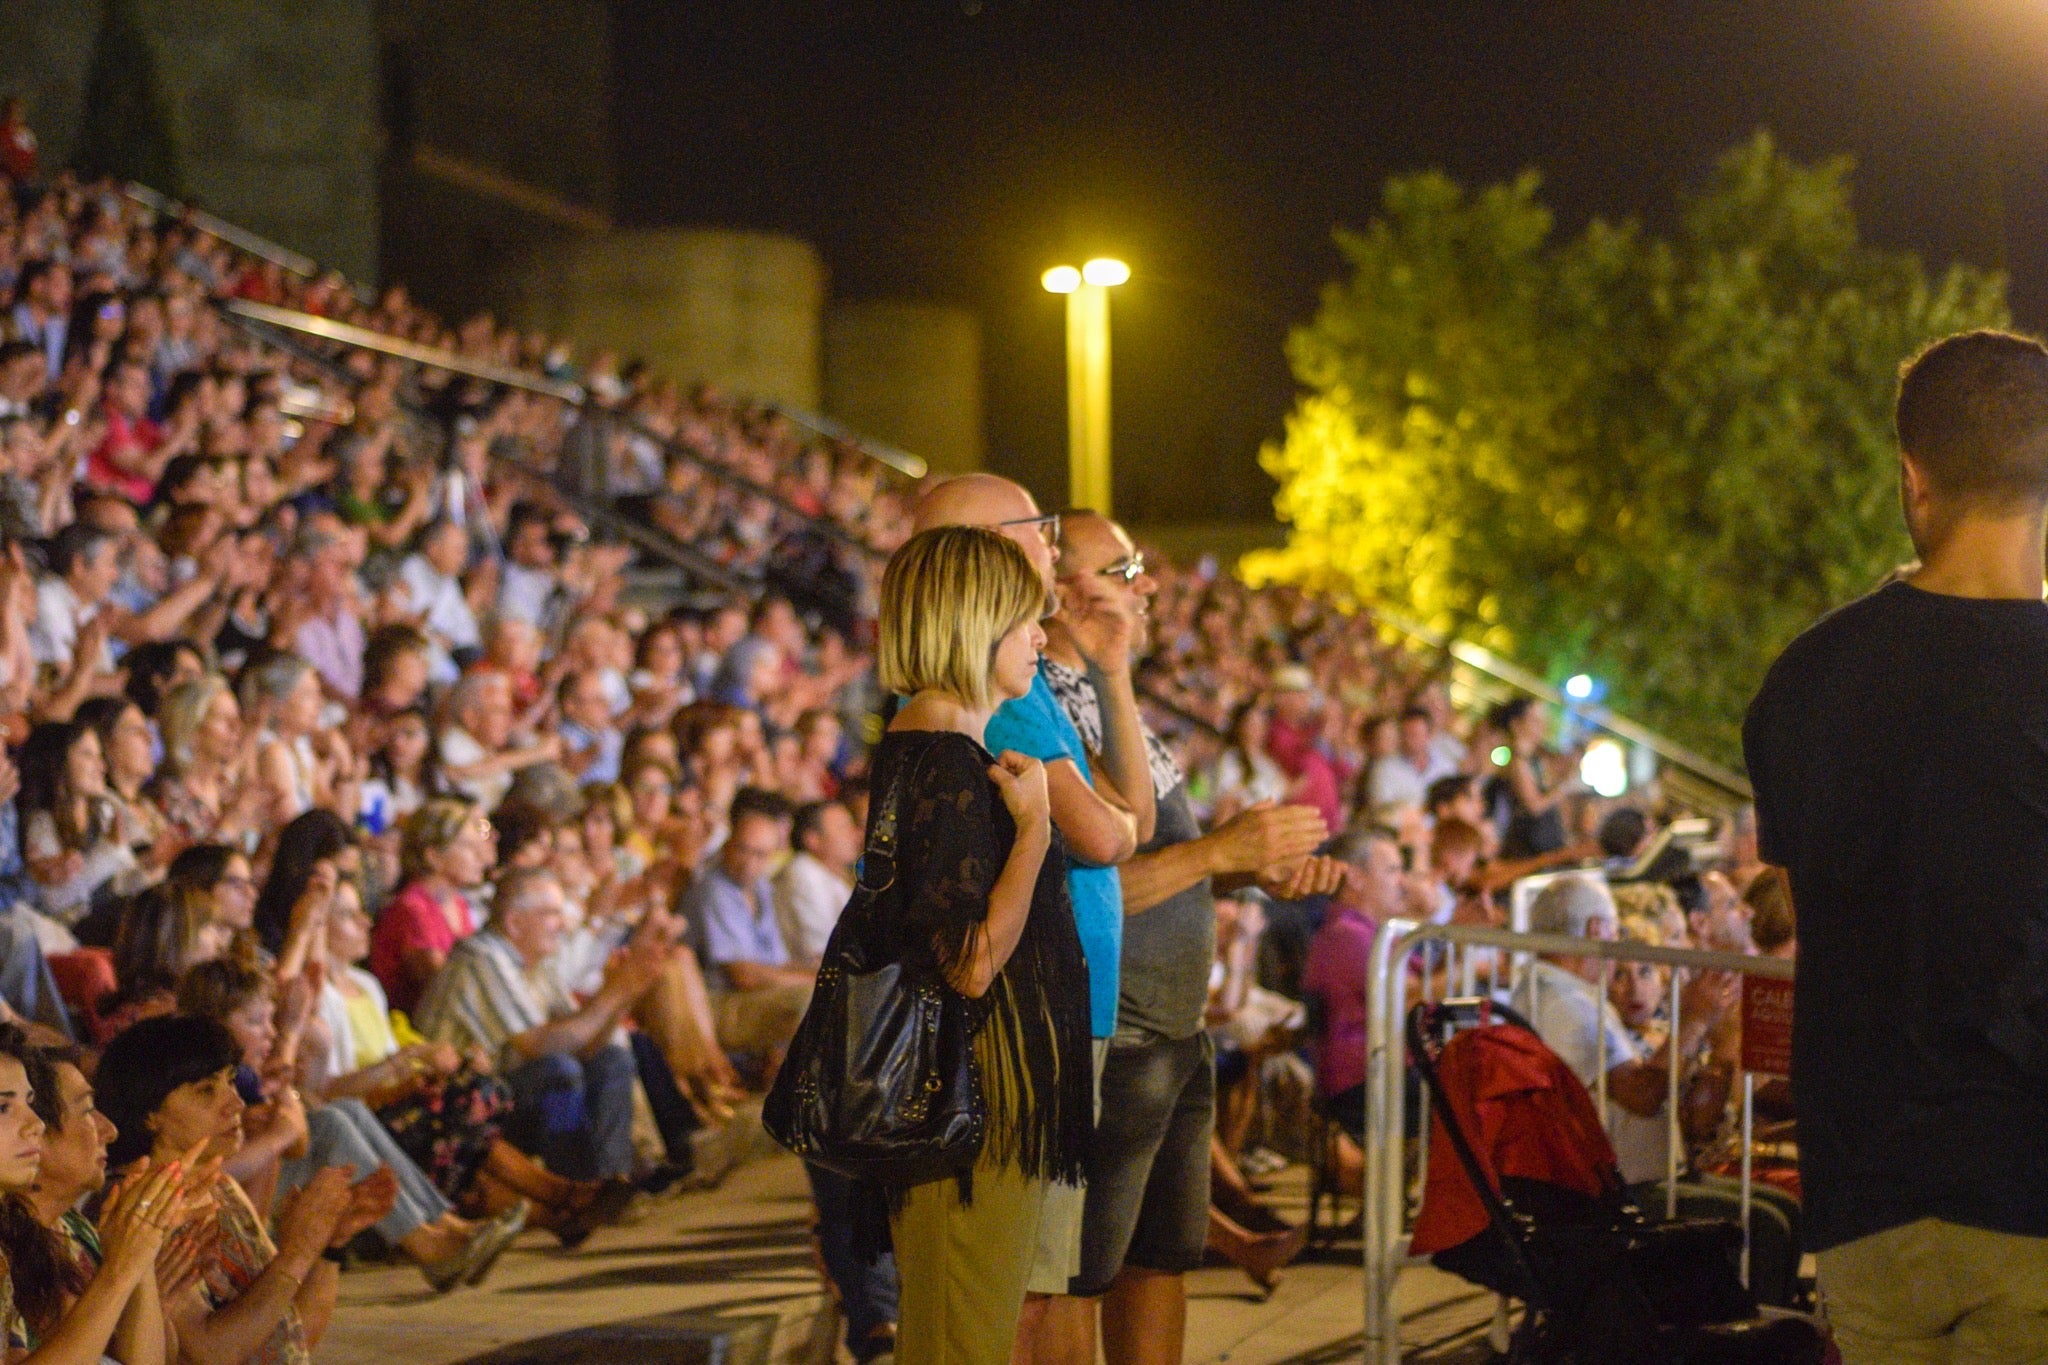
[0,141,1798,1359]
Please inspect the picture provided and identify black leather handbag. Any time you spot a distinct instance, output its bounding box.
[763,753,987,1184]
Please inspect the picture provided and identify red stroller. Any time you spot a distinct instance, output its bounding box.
[1404,999,1825,1364]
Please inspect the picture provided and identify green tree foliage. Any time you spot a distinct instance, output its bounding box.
[76,0,181,194]
[1247,132,2008,764]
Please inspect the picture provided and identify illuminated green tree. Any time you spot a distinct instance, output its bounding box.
[1248,132,2007,764]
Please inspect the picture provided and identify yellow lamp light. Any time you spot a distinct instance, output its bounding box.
[1081,257,1130,287]
[1041,265,1082,294]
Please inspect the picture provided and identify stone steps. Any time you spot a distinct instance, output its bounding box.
[317,1138,1494,1365]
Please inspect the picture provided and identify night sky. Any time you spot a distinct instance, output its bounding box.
[612,0,2048,527]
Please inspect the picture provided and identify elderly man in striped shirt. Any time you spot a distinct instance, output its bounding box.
[415,867,695,1183]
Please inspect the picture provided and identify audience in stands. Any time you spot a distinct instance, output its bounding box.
[0,160,1786,1359]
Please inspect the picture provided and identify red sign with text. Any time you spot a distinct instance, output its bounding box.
[1741,976,1794,1077]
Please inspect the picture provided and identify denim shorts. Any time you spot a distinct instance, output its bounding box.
[1069,1027,1215,1297]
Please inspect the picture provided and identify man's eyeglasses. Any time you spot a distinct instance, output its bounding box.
[1097,553,1147,584]
[996,512,1061,549]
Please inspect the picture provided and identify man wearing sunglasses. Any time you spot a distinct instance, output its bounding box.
[1039,511,1341,1365]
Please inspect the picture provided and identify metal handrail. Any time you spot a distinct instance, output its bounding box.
[220,299,588,402]
[125,184,320,279]
[219,300,893,562]
[767,403,927,481]
[138,181,925,485]
[209,300,756,594]
[1364,603,1753,806]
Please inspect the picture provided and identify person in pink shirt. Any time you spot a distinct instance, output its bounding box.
[371,798,495,1015]
[1301,824,1410,1140]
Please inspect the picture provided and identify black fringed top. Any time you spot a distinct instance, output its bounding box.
[870,729,1094,1191]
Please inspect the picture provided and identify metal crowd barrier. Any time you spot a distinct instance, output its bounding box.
[1361,918,1794,1364]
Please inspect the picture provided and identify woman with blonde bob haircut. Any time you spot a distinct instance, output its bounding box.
[877,524,1054,711]
[864,525,1093,1365]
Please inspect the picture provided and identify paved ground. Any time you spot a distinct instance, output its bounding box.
[317,1141,1497,1365]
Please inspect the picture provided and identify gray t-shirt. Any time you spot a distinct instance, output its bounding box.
[1119,781,1218,1039]
[1041,657,1214,1039]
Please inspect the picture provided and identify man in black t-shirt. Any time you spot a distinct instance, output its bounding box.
[1745,329,2048,1362]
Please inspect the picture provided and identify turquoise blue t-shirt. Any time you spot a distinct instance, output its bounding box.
[985,664,1122,1037]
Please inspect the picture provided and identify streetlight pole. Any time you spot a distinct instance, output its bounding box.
[1042,258,1128,515]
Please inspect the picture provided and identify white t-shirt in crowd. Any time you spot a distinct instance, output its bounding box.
[399,553,481,652]
[773,851,852,964]
[1368,750,1459,818]
[438,724,512,812]
[496,562,557,626]
[1511,958,1669,1187]
[29,577,106,671]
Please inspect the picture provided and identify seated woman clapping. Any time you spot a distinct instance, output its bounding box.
[0,1025,189,1364]
[22,1040,221,1365]
[174,959,526,1294]
[94,1015,397,1365]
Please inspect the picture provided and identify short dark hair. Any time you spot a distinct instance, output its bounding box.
[491,799,553,863]
[11,258,58,305]
[1489,697,1534,732]
[165,842,239,893]
[1745,866,1795,954]
[99,354,146,388]
[1896,330,2048,508]
[791,800,843,851]
[48,521,115,577]
[730,785,793,827]
[122,639,205,716]
[97,1015,243,1169]
[1424,774,1474,815]
[361,623,429,700]
[174,956,269,1025]
[1597,807,1651,860]
[1398,705,1431,726]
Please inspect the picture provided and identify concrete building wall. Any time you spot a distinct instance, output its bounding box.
[500,228,827,411]
[145,0,381,280]
[0,0,379,280]
[824,300,983,476]
[376,0,611,214]
[375,0,614,315]
[0,2,102,170]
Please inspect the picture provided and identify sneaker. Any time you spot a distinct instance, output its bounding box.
[463,1199,531,1286]
[421,1200,529,1294]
